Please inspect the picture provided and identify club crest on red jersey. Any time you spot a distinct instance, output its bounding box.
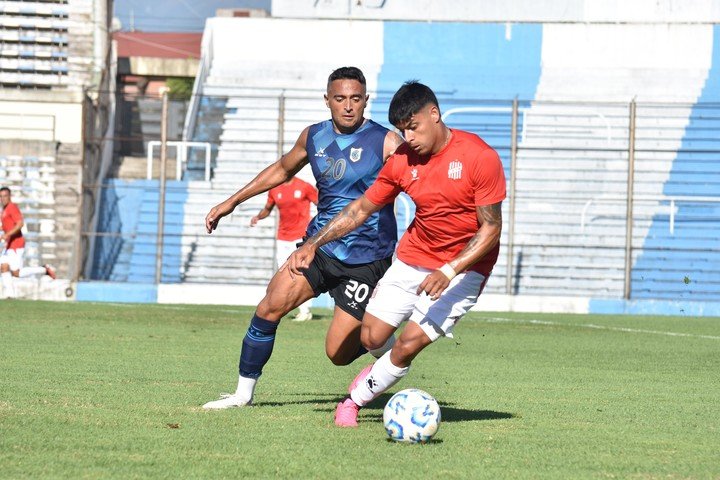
[448,160,463,180]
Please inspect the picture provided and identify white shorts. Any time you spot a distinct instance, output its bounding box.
[275,238,302,268]
[365,259,488,342]
[0,247,24,271]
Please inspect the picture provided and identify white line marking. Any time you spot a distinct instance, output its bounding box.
[480,317,720,341]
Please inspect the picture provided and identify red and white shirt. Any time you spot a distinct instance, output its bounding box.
[365,129,506,277]
[1,202,25,250]
[266,177,318,241]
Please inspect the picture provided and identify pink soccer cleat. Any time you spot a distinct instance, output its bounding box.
[334,397,360,427]
[348,363,374,394]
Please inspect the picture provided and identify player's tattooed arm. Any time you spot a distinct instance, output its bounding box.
[308,195,382,247]
[448,201,503,273]
[284,195,382,276]
[417,201,502,300]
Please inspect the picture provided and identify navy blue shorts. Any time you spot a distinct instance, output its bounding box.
[303,248,392,321]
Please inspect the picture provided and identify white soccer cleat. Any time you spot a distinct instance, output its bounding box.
[202,393,252,410]
[292,311,313,322]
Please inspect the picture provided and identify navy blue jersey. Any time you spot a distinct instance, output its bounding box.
[305,119,397,264]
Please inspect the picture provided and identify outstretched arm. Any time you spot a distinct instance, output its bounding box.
[205,128,310,233]
[250,202,274,227]
[418,201,503,300]
[283,195,383,277]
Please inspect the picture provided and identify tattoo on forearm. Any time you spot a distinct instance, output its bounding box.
[464,235,481,251]
[479,202,502,227]
[309,207,361,245]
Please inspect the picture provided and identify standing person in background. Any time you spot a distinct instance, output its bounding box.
[1,187,56,299]
[201,66,404,410]
[251,176,318,322]
[285,81,506,427]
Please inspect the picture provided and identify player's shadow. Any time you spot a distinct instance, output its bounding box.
[364,405,514,423]
[362,394,515,422]
[306,393,515,423]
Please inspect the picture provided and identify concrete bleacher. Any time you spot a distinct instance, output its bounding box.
[86,18,720,305]
[0,0,70,88]
[0,148,75,298]
[178,82,328,283]
[89,179,276,285]
[0,0,96,90]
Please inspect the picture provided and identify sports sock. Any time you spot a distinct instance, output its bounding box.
[1,271,15,297]
[238,313,279,379]
[18,266,46,278]
[298,300,311,316]
[368,335,396,359]
[350,350,409,407]
[234,375,257,403]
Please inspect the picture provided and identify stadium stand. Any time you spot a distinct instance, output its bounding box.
[0,140,78,297]
[84,16,720,309]
[0,0,111,300]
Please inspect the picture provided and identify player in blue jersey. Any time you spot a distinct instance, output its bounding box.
[202,66,404,409]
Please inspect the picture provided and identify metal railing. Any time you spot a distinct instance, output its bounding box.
[146,141,212,181]
[581,195,720,235]
[78,93,720,302]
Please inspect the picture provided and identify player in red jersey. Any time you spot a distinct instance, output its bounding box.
[284,81,506,426]
[1,187,56,299]
[251,177,318,321]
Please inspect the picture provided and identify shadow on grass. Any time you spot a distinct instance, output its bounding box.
[298,393,515,423]
[362,407,514,423]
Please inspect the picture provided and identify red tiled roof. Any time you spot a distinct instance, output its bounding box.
[114,32,202,59]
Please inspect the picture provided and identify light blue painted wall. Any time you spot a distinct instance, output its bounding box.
[631,25,720,302]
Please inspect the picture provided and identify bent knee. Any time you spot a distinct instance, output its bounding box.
[326,348,354,366]
[360,329,386,352]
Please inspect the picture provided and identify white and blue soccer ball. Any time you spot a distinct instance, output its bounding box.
[383,388,441,443]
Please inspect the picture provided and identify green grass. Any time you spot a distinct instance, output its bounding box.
[1,301,719,479]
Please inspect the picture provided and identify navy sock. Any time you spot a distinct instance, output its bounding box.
[239,314,279,379]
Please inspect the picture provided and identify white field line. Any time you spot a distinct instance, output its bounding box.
[89,302,246,315]
[480,317,720,341]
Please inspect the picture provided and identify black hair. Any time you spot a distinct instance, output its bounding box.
[388,81,440,127]
[327,66,366,89]
[0,187,10,194]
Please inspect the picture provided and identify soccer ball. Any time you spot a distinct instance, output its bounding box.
[383,389,441,443]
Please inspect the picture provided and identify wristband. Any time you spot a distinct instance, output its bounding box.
[439,263,456,281]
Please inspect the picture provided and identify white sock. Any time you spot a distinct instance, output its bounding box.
[234,375,257,403]
[1,271,15,298]
[18,266,46,278]
[350,350,409,407]
[298,300,311,316]
[368,335,396,359]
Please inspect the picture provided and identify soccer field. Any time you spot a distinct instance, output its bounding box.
[1,301,718,479]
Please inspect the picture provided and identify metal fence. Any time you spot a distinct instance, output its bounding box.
[81,92,720,300]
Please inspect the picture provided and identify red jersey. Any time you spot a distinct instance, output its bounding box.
[365,129,506,277]
[267,177,318,241]
[1,202,25,250]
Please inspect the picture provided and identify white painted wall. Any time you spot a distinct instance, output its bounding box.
[205,17,384,91]
[537,23,713,102]
[0,101,83,143]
